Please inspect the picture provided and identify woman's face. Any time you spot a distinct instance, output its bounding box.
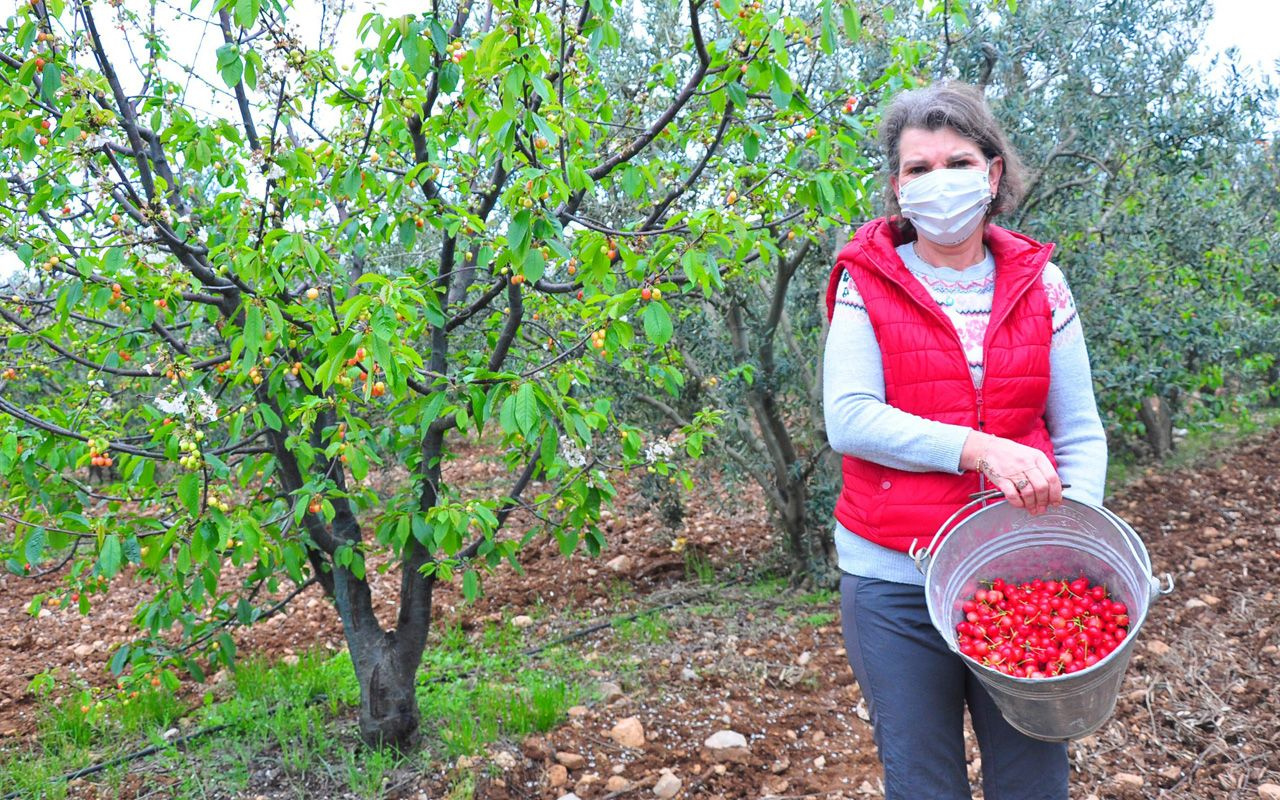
[891,126,1002,200]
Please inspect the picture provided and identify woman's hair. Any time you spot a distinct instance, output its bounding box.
[879,81,1027,233]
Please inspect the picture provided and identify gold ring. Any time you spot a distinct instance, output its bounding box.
[1015,478,1030,491]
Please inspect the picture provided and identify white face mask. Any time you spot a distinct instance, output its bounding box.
[897,167,994,246]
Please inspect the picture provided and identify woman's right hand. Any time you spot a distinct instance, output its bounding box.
[960,432,1063,514]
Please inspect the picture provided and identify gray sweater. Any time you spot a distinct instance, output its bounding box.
[822,243,1108,585]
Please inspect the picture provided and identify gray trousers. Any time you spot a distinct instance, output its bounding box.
[839,573,1069,800]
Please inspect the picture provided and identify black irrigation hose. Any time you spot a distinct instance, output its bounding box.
[2,724,232,800]
[3,568,769,798]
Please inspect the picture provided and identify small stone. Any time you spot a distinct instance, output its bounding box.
[858,781,876,795]
[596,681,624,702]
[574,773,600,794]
[605,776,631,792]
[521,735,554,761]
[1189,556,1211,570]
[1184,598,1209,610]
[812,755,826,769]
[796,650,812,666]
[855,698,871,722]
[1258,783,1280,800]
[567,705,589,718]
[455,755,477,770]
[761,777,789,796]
[1146,640,1171,656]
[556,752,587,770]
[653,771,682,798]
[492,750,517,770]
[554,794,580,800]
[680,667,699,682]
[1158,766,1181,780]
[769,756,790,774]
[703,729,751,764]
[704,730,748,749]
[512,615,535,628]
[1113,773,1143,789]
[72,643,95,658]
[547,764,569,787]
[811,730,826,745]
[609,716,646,748]
[1200,594,1221,606]
[606,555,632,572]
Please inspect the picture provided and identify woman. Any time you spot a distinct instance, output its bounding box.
[822,81,1107,799]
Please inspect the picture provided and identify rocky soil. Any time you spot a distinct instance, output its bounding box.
[2,427,1278,799]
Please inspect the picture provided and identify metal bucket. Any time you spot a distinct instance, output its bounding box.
[910,492,1173,741]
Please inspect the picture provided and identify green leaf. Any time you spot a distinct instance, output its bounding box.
[259,404,282,431]
[513,382,538,437]
[642,302,673,345]
[841,2,862,42]
[234,0,261,28]
[40,63,61,107]
[178,473,201,516]
[216,44,244,87]
[462,569,480,602]
[23,528,45,566]
[726,81,748,108]
[100,535,123,578]
[122,536,141,565]
[109,645,131,675]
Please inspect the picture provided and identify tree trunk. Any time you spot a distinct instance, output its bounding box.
[350,629,422,749]
[331,547,432,750]
[1138,395,1174,459]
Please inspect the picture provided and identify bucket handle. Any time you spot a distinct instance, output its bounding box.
[1090,503,1176,601]
[909,489,1003,574]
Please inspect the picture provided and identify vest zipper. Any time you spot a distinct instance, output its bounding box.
[976,384,987,498]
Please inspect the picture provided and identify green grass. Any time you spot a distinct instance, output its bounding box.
[0,618,592,800]
[797,611,839,628]
[682,547,717,583]
[611,613,672,646]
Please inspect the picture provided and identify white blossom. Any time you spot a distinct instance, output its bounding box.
[155,392,187,416]
[190,387,219,421]
[643,437,675,464]
[561,436,587,468]
[153,388,218,421]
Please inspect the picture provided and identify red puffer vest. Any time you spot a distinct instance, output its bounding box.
[824,218,1058,553]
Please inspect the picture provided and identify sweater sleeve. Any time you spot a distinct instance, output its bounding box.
[823,271,974,473]
[1043,264,1109,503]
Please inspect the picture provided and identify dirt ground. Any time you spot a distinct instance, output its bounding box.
[2,427,1278,799]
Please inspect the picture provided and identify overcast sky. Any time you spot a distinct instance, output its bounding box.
[1200,0,1280,87]
[1,0,1277,282]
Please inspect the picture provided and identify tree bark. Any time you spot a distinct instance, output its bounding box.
[1138,395,1174,459]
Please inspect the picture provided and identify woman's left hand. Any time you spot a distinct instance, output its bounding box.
[960,431,1063,514]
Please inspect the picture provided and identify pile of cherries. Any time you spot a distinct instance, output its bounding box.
[954,575,1130,679]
